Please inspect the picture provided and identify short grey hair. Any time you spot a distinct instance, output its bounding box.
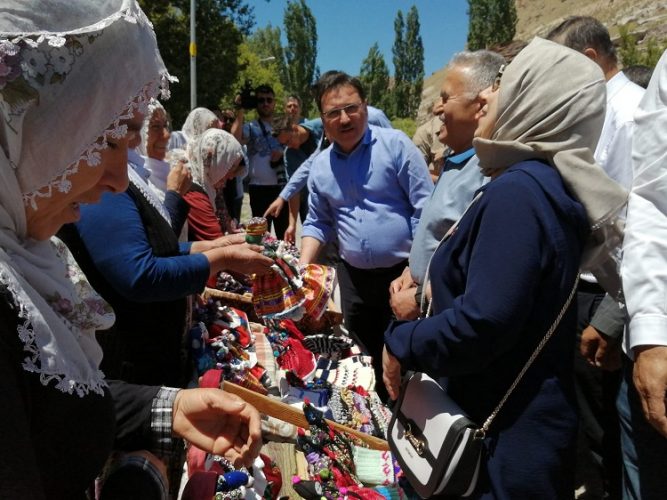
[446,50,506,97]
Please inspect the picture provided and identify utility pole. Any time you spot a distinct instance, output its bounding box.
[190,0,197,109]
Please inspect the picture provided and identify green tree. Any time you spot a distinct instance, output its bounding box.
[283,0,319,115]
[219,42,285,119]
[248,24,289,90]
[139,0,254,127]
[391,6,424,118]
[391,10,408,117]
[404,6,424,118]
[359,43,391,112]
[467,0,516,51]
[618,24,667,68]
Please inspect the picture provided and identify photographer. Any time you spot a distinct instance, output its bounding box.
[231,84,289,238]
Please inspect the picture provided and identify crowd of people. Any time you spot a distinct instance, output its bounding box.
[1,1,666,498]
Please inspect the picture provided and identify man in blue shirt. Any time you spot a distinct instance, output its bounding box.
[389,50,505,321]
[299,71,433,398]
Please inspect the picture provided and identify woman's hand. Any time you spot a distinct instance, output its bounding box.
[207,243,274,276]
[172,388,262,468]
[383,346,402,401]
[166,160,192,196]
[212,233,246,248]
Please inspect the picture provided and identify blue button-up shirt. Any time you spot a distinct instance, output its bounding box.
[303,125,433,269]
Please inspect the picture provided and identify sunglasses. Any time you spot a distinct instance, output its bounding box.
[257,97,274,104]
[491,64,506,92]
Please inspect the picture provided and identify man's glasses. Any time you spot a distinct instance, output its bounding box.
[491,64,506,92]
[257,97,274,104]
[321,102,363,122]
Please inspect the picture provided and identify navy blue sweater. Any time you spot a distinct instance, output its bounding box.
[385,160,589,499]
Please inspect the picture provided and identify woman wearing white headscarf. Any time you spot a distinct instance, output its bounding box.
[168,106,220,151]
[0,2,261,497]
[184,128,246,241]
[136,99,173,199]
[383,38,626,498]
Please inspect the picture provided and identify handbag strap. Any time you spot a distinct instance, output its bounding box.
[420,190,580,437]
[478,273,579,436]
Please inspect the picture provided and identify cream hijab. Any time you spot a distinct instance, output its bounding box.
[182,107,219,143]
[188,128,244,206]
[473,38,628,294]
[0,0,172,396]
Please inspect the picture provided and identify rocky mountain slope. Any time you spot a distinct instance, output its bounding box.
[417,0,667,123]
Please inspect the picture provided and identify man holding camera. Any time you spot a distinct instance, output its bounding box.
[231,84,289,238]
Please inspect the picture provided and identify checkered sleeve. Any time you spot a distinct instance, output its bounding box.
[150,387,180,460]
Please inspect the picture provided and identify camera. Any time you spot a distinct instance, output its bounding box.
[239,80,257,110]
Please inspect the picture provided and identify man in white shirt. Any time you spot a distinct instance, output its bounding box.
[548,16,645,499]
[619,50,667,499]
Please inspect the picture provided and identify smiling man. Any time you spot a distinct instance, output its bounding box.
[299,71,433,399]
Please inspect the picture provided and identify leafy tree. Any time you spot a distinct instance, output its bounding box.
[618,24,667,69]
[139,0,253,127]
[391,6,424,118]
[391,10,408,117]
[404,6,424,118]
[359,43,391,112]
[467,0,516,51]
[248,24,289,90]
[283,0,319,115]
[219,42,285,120]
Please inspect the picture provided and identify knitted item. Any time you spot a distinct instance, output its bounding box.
[300,263,336,320]
[303,333,354,358]
[261,443,300,499]
[352,447,395,486]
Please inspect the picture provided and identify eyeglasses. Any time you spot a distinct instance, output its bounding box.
[491,64,506,92]
[257,97,274,104]
[321,102,363,122]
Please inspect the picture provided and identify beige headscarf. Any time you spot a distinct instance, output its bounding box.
[188,128,244,206]
[0,0,173,396]
[473,37,628,295]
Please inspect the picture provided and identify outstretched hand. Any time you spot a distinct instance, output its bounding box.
[172,388,262,467]
[263,197,285,218]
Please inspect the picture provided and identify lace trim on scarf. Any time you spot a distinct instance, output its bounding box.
[0,267,107,397]
[1,4,177,209]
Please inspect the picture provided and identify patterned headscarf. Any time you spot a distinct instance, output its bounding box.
[0,0,173,396]
[182,107,219,142]
[188,128,244,206]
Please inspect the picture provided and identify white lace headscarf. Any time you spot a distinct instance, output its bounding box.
[0,0,174,396]
[182,107,219,143]
[473,37,628,295]
[136,99,172,199]
[188,128,244,206]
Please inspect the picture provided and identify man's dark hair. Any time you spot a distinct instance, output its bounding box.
[270,114,294,136]
[546,16,617,64]
[313,70,366,112]
[623,64,653,89]
[255,84,274,96]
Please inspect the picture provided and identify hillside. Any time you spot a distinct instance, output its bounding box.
[417,0,667,123]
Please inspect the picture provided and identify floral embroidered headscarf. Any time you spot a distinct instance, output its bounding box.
[189,128,245,206]
[182,107,220,143]
[0,0,174,396]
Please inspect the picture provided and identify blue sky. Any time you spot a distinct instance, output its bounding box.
[246,0,470,78]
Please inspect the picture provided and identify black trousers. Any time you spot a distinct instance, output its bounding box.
[248,184,289,239]
[574,285,622,499]
[337,259,407,401]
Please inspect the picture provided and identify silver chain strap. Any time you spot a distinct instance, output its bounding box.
[479,274,580,435]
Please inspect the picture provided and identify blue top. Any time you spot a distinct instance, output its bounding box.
[284,118,323,177]
[76,191,211,303]
[303,125,433,269]
[279,106,392,201]
[408,149,487,283]
[385,160,589,497]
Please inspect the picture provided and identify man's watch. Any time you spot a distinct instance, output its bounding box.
[414,283,423,307]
